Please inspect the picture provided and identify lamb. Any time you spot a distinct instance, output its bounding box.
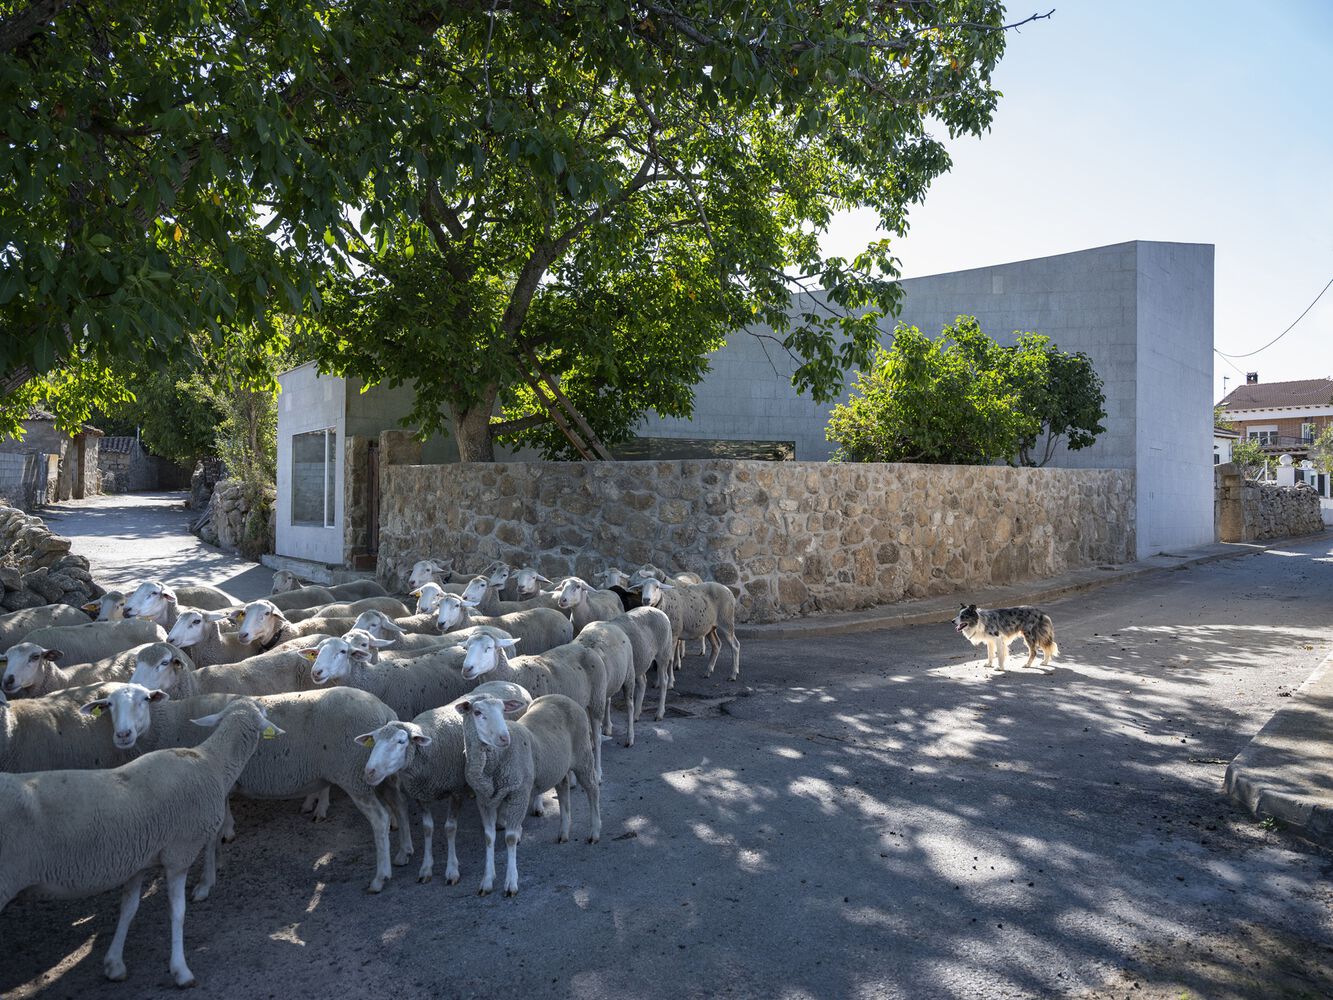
[0,603,101,648]
[0,641,153,698]
[0,680,134,772]
[408,581,449,615]
[285,595,409,623]
[634,577,741,682]
[0,697,276,986]
[82,590,127,621]
[266,584,338,611]
[305,632,478,719]
[572,619,636,745]
[500,565,551,602]
[16,619,165,669]
[357,680,533,886]
[458,631,608,778]
[167,609,261,668]
[549,576,626,634]
[456,692,601,896]
[271,570,388,601]
[234,599,303,649]
[81,683,408,894]
[434,594,575,654]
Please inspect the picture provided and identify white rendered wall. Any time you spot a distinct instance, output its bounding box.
[275,363,345,564]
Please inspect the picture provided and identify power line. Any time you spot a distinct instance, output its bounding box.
[1214,350,1247,379]
[1216,275,1333,359]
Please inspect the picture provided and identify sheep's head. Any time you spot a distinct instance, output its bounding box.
[460,575,492,606]
[236,600,285,646]
[0,642,62,694]
[190,699,285,739]
[407,559,452,591]
[633,577,672,607]
[303,634,372,684]
[271,570,303,594]
[410,581,447,614]
[356,721,430,786]
[596,568,632,590]
[460,631,519,680]
[455,694,526,749]
[166,609,224,649]
[482,560,512,587]
[130,643,190,694]
[340,627,395,664]
[435,594,470,632]
[125,581,177,622]
[552,577,593,610]
[351,610,405,643]
[80,682,168,749]
[83,591,127,621]
[511,566,550,597]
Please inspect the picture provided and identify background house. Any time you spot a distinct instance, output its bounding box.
[271,240,1215,576]
[98,436,191,494]
[1213,425,1240,466]
[0,409,101,508]
[1216,374,1333,467]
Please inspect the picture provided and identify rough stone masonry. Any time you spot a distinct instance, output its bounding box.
[379,461,1136,623]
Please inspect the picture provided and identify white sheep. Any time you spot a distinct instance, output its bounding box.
[459,574,560,617]
[16,618,165,669]
[357,680,533,886]
[350,610,468,654]
[166,609,261,668]
[285,595,409,623]
[267,584,338,611]
[458,631,608,778]
[123,580,184,627]
[0,697,277,986]
[0,640,153,698]
[572,619,636,744]
[0,604,91,647]
[273,570,387,598]
[635,577,741,682]
[500,565,551,601]
[435,594,575,654]
[405,558,457,592]
[606,606,676,725]
[304,633,476,719]
[83,683,410,894]
[630,564,704,587]
[549,576,626,634]
[234,599,303,649]
[456,692,601,896]
[0,680,134,772]
[82,590,127,621]
[408,581,449,615]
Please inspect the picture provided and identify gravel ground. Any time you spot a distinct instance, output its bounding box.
[3,528,1331,999]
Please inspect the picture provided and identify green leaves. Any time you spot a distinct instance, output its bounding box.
[826,317,1106,467]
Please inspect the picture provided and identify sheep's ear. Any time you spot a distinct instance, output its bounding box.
[191,711,224,728]
[161,586,177,605]
[148,689,170,703]
[201,610,229,623]
[461,599,481,609]
[79,699,109,717]
[501,698,527,714]
[410,733,432,747]
[350,647,372,662]
[370,636,396,648]
[170,656,186,671]
[353,731,377,747]
[534,574,551,584]
[497,636,520,649]
[454,701,471,715]
[81,601,100,613]
[382,621,406,636]
[659,582,674,590]
[227,609,246,623]
[300,648,320,661]
[42,648,62,661]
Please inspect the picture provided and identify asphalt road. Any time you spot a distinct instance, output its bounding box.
[3,509,1332,999]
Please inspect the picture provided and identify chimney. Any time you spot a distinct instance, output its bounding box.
[1246,372,1259,384]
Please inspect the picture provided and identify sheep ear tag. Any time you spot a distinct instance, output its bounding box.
[91,706,103,719]
[363,735,375,748]
[262,725,278,739]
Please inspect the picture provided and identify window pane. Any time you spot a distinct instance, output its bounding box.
[293,430,332,526]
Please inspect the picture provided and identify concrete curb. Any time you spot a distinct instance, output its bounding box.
[735,539,1287,641]
[1224,653,1333,849]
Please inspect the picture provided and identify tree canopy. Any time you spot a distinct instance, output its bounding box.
[825,316,1106,466]
[2,0,1043,452]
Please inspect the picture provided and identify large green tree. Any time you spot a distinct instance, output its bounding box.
[1002,333,1106,467]
[306,0,1038,460]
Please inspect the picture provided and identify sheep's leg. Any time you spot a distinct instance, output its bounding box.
[529,789,549,817]
[602,696,614,737]
[418,804,435,883]
[589,711,604,782]
[192,825,221,902]
[623,672,636,748]
[699,635,708,657]
[349,791,393,893]
[165,868,195,987]
[555,774,572,843]
[387,784,413,866]
[220,799,236,842]
[669,639,683,688]
[704,629,722,677]
[656,658,669,722]
[443,792,462,885]
[306,784,331,822]
[103,870,146,981]
[632,672,648,722]
[575,762,601,843]
[727,630,741,682]
[478,803,498,896]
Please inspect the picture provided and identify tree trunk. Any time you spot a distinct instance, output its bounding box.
[450,385,499,462]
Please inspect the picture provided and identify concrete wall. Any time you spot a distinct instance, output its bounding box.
[379,460,1135,623]
[636,240,1213,558]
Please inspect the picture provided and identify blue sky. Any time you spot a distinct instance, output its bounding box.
[821,0,1333,403]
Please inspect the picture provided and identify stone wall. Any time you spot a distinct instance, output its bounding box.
[379,461,1136,623]
[194,478,276,560]
[1215,465,1324,543]
[0,504,103,611]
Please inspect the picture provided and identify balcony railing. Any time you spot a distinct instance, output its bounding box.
[1252,434,1316,451]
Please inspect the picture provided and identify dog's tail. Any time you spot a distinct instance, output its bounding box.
[1036,614,1059,657]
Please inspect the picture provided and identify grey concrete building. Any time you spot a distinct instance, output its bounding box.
[273,240,1214,569]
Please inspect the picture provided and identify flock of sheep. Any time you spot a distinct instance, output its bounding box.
[0,559,741,987]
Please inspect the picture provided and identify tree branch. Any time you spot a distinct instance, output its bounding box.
[0,0,73,55]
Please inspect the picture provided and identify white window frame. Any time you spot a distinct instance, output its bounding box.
[1301,422,1316,443]
[1247,426,1278,445]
